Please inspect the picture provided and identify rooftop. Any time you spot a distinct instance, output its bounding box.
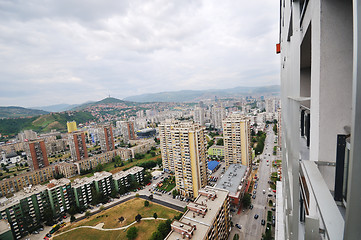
[72,177,93,188]
[0,185,47,211]
[215,164,247,197]
[89,171,112,181]
[165,186,229,240]
[47,178,71,190]
[0,219,11,235]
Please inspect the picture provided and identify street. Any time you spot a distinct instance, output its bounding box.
[229,125,277,240]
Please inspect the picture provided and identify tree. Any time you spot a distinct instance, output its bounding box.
[242,193,251,209]
[85,211,91,217]
[126,226,138,240]
[149,231,163,240]
[233,234,240,240]
[216,138,224,146]
[99,205,105,211]
[153,212,158,219]
[157,219,172,238]
[273,124,278,135]
[119,216,124,222]
[135,214,142,222]
[68,205,78,215]
[95,163,103,172]
[144,200,149,207]
[70,215,76,223]
[151,151,156,157]
[43,207,54,225]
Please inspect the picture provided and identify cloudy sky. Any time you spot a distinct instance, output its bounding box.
[0,0,280,107]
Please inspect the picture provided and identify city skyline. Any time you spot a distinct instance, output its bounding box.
[0,0,279,107]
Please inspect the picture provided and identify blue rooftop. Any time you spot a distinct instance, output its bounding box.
[208,161,219,171]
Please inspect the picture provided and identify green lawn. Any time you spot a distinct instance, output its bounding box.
[158,176,176,192]
[54,220,162,240]
[56,198,180,238]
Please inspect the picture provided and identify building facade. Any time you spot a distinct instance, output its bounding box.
[68,131,88,161]
[25,139,49,170]
[278,0,361,239]
[172,122,208,198]
[222,113,251,169]
[66,121,77,133]
[98,125,115,152]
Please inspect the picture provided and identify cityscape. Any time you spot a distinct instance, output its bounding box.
[0,1,360,240]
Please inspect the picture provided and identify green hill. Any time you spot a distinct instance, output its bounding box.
[0,111,95,136]
[0,106,49,119]
[72,97,139,110]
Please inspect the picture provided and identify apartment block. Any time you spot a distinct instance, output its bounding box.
[159,120,178,173]
[98,125,115,152]
[165,186,230,240]
[194,106,205,126]
[116,121,136,142]
[0,167,55,198]
[171,122,208,199]
[279,0,361,239]
[211,105,226,130]
[113,166,144,191]
[25,139,49,170]
[222,113,251,169]
[0,185,48,240]
[89,172,113,196]
[0,220,12,240]
[68,131,88,161]
[46,179,73,217]
[72,178,93,209]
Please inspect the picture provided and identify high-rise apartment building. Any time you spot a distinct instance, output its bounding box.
[194,106,205,126]
[98,125,115,152]
[158,120,178,173]
[67,121,77,133]
[278,1,361,239]
[68,131,88,161]
[116,121,136,142]
[165,186,230,240]
[222,113,251,169]
[173,122,208,198]
[25,139,49,170]
[212,105,226,130]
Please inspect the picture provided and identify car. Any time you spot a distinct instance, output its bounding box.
[235,224,242,229]
[46,233,52,238]
[252,195,256,199]
[254,214,259,219]
[271,207,276,211]
[263,189,266,194]
[230,209,236,212]
[253,190,256,194]
[261,219,265,225]
[272,216,275,220]
[254,185,257,189]
[249,204,254,210]
[272,219,275,226]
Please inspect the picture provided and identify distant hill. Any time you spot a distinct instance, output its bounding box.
[123,85,280,102]
[0,111,95,136]
[71,97,139,110]
[33,103,82,112]
[0,106,49,119]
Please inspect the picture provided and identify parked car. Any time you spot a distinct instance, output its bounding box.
[261,219,265,225]
[252,195,256,199]
[271,207,276,211]
[254,214,259,219]
[235,224,242,229]
[249,205,254,210]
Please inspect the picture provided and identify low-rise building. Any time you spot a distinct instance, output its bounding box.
[165,186,230,240]
[207,146,224,157]
[215,164,249,205]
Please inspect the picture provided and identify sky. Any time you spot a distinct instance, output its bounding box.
[0,0,280,107]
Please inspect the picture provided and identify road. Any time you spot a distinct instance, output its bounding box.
[230,125,277,240]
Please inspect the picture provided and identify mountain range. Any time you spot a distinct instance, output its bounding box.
[123,85,280,102]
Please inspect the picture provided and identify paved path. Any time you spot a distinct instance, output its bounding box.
[54,217,167,237]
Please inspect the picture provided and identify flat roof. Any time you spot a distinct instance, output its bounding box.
[0,185,47,211]
[47,178,71,190]
[215,164,247,196]
[166,186,229,240]
[89,171,112,182]
[0,219,11,235]
[207,161,219,171]
[72,177,93,188]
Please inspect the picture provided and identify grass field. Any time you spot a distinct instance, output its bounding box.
[55,198,180,239]
[54,220,162,240]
